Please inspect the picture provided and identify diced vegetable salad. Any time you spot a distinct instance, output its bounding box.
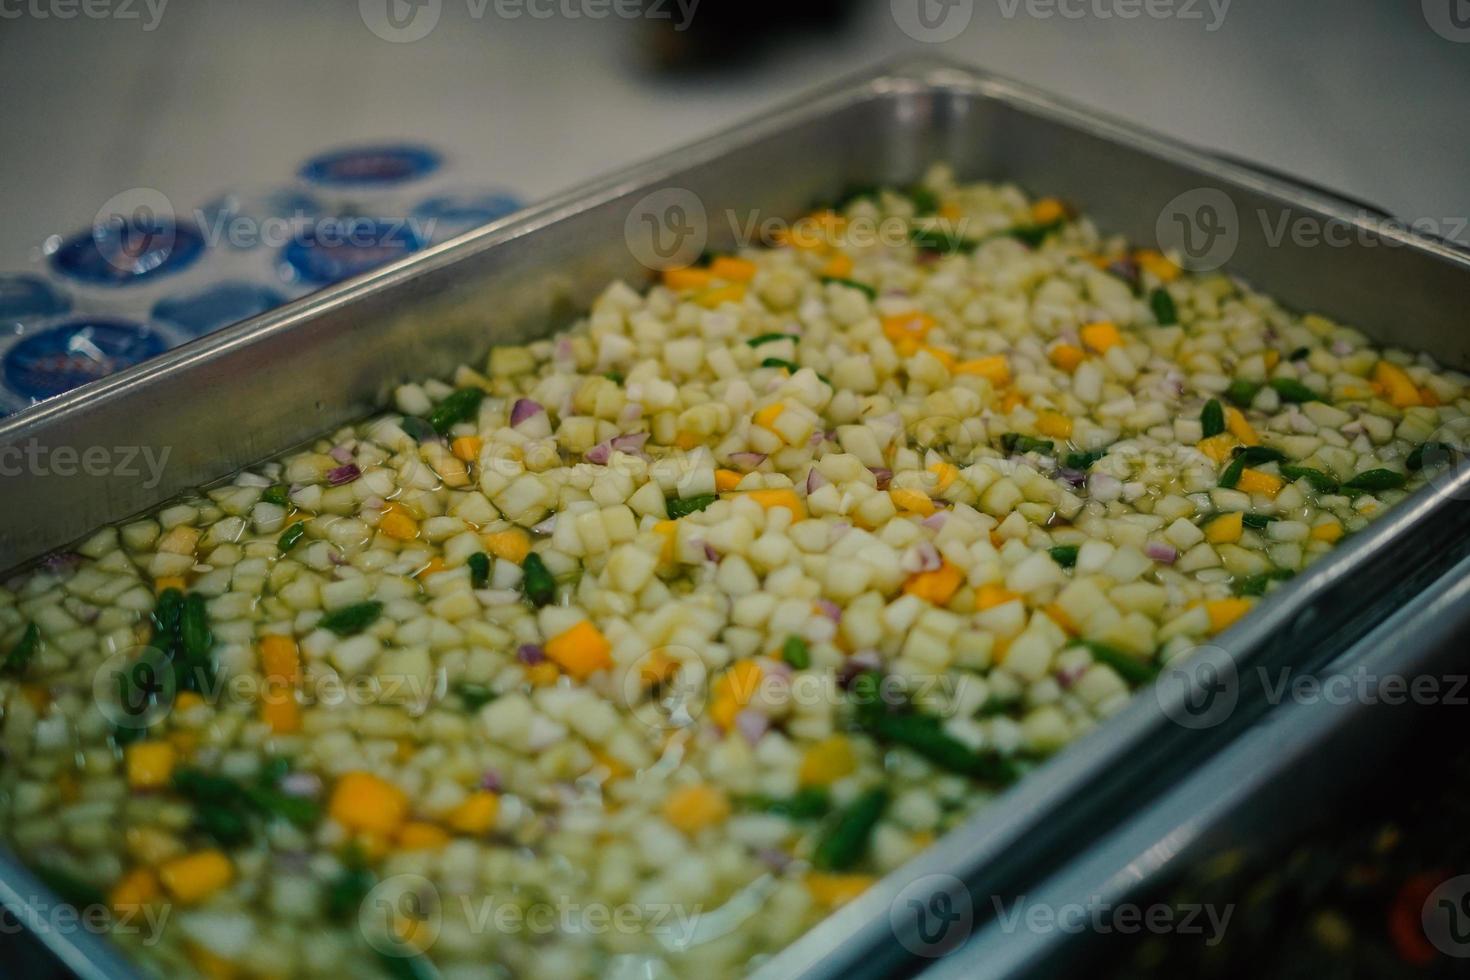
[1,165,1466,979]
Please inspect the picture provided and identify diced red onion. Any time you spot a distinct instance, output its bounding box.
[510,398,545,427]
[1145,541,1179,564]
[619,402,644,424]
[808,430,826,447]
[806,468,829,494]
[1331,339,1354,356]
[728,452,767,471]
[40,552,83,575]
[517,644,546,665]
[1106,258,1141,290]
[480,769,503,792]
[756,847,792,872]
[280,772,321,797]
[329,445,354,464]
[1056,467,1087,488]
[327,464,361,486]
[870,467,893,490]
[921,511,949,531]
[734,709,769,745]
[1056,664,1086,690]
[901,541,943,573]
[585,442,612,465]
[363,496,385,510]
[815,599,842,622]
[531,516,557,535]
[611,432,649,454]
[327,549,347,566]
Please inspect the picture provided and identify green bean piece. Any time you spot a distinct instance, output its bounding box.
[35,866,106,911]
[467,552,491,589]
[318,602,384,637]
[1049,545,1080,568]
[1241,514,1278,529]
[1343,469,1407,492]
[520,553,556,608]
[181,593,212,661]
[747,332,801,348]
[1150,288,1179,326]
[2,623,40,676]
[1064,449,1107,470]
[820,276,877,299]
[1225,380,1261,408]
[911,228,979,254]
[906,186,941,216]
[1269,378,1325,403]
[262,484,291,506]
[278,522,307,552]
[327,863,378,922]
[868,712,1020,785]
[1280,464,1340,493]
[781,635,811,670]
[665,494,718,519]
[454,681,497,712]
[813,788,889,871]
[1084,641,1160,685]
[1236,568,1296,597]
[1008,218,1065,248]
[1288,346,1311,361]
[1406,442,1454,472]
[1200,399,1225,438]
[427,387,485,436]
[1218,457,1248,489]
[742,787,831,820]
[1234,446,1288,465]
[1001,433,1055,455]
[761,357,800,374]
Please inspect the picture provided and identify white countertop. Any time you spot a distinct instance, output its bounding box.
[1,0,1467,271]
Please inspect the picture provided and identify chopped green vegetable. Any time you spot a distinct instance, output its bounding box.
[666,494,718,519]
[906,186,941,216]
[1001,433,1055,455]
[327,848,377,922]
[35,865,105,910]
[427,387,485,436]
[1225,380,1261,408]
[1280,464,1340,493]
[1201,399,1225,438]
[1236,568,1296,597]
[1241,513,1278,529]
[177,592,215,692]
[520,553,556,608]
[1008,218,1066,249]
[747,332,801,348]
[1049,545,1080,568]
[1343,469,1407,493]
[1064,449,1107,470]
[376,949,440,980]
[819,276,877,299]
[867,711,1019,784]
[762,357,800,373]
[1288,346,1311,361]
[741,787,830,820]
[830,185,880,210]
[453,681,496,712]
[467,552,491,589]
[318,601,383,636]
[2,623,40,677]
[813,787,888,871]
[278,522,306,552]
[1084,641,1160,685]
[603,371,624,385]
[262,484,291,507]
[1150,288,1178,326]
[781,635,811,670]
[1221,445,1287,488]
[1406,442,1454,472]
[1269,378,1325,404]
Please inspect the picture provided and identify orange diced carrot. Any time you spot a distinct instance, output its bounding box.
[379,511,419,541]
[1198,433,1238,463]
[158,851,234,905]
[450,436,483,463]
[890,488,936,517]
[396,822,450,851]
[805,873,876,907]
[110,868,161,914]
[919,344,957,370]
[696,283,746,309]
[414,557,447,579]
[1080,321,1123,353]
[526,661,560,686]
[154,575,187,595]
[976,584,1020,611]
[709,256,758,282]
[745,488,807,521]
[1373,361,1423,408]
[652,520,678,562]
[544,621,613,680]
[663,785,730,834]
[1036,411,1073,438]
[483,528,532,564]
[820,254,854,278]
[753,403,785,431]
[927,462,958,493]
[1206,512,1244,544]
[125,741,177,791]
[329,772,409,836]
[903,561,965,606]
[714,469,743,492]
[1237,468,1284,497]
[882,312,937,347]
[953,355,1011,385]
[445,792,500,835]
[1049,344,1085,372]
[259,635,301,682]
[1311,521,1344,543]
[663,267,713,291]
[1205,598,1253,634]
[1031,197,1068,225]
[1134,249,1181,282]
[1224,407,1259,446]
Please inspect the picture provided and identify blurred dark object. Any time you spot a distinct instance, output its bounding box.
[639,0,864,72]
[0,907,79,980]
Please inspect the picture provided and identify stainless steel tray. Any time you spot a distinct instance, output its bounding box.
[919,548,1470,979]
[3,58,1470,980]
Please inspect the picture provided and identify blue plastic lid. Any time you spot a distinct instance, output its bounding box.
[0,274,70,321]
[50,218,206,287]
[152,281,287,336]
[412,190,523,234]
[298,144,443,187]
[4,317,169,399]
[281,217,424,286]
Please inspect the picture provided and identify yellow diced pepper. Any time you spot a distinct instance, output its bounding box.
[544,621,613,680]
[1198,433,1238,464]
[396,821,450,851]
[953,355,1011,385]
[1031,197,1068,225]
[414,556,447,579]
[890,488,936,517]
[903,561,965,606]
[1036,411,1073,439]
[1311,521,1344,543]
[1206,598,1254,634]
[714,469,743,492]
[919,344,957,370]
[125,741,177,791]
[1237,468,1284,497]
[1080,321,1123,353]
[450,436,483,463]
[709,256,758,282]
[1373,361,1423,408]
[805,873,876,907]
[752,402,785,432]
[262,693,301,735]
[663,785,730,834]
[745,488,808,521]
[159,851,234,905]
[927,461,959,493]
[1049,344,1086,372]
[882,312,937,347]
[653,520,678,562]
[976,583,1021,611]
[329,772,409,836]
[526,661,560,686]
[662,266,713,291]
[710,660,763,730]
[1224,407,1259,446]
[820,253,854,278]
[260,635,301,682]
[153,575,187,595]
[1134,248,1181,282]
[379,511,419,541]
[445,791,500,835]
[696,283,747,308]
[799,736,857,787]
[110,868,161,914]
[1206,512,1244,544]
[483,528,532,564]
